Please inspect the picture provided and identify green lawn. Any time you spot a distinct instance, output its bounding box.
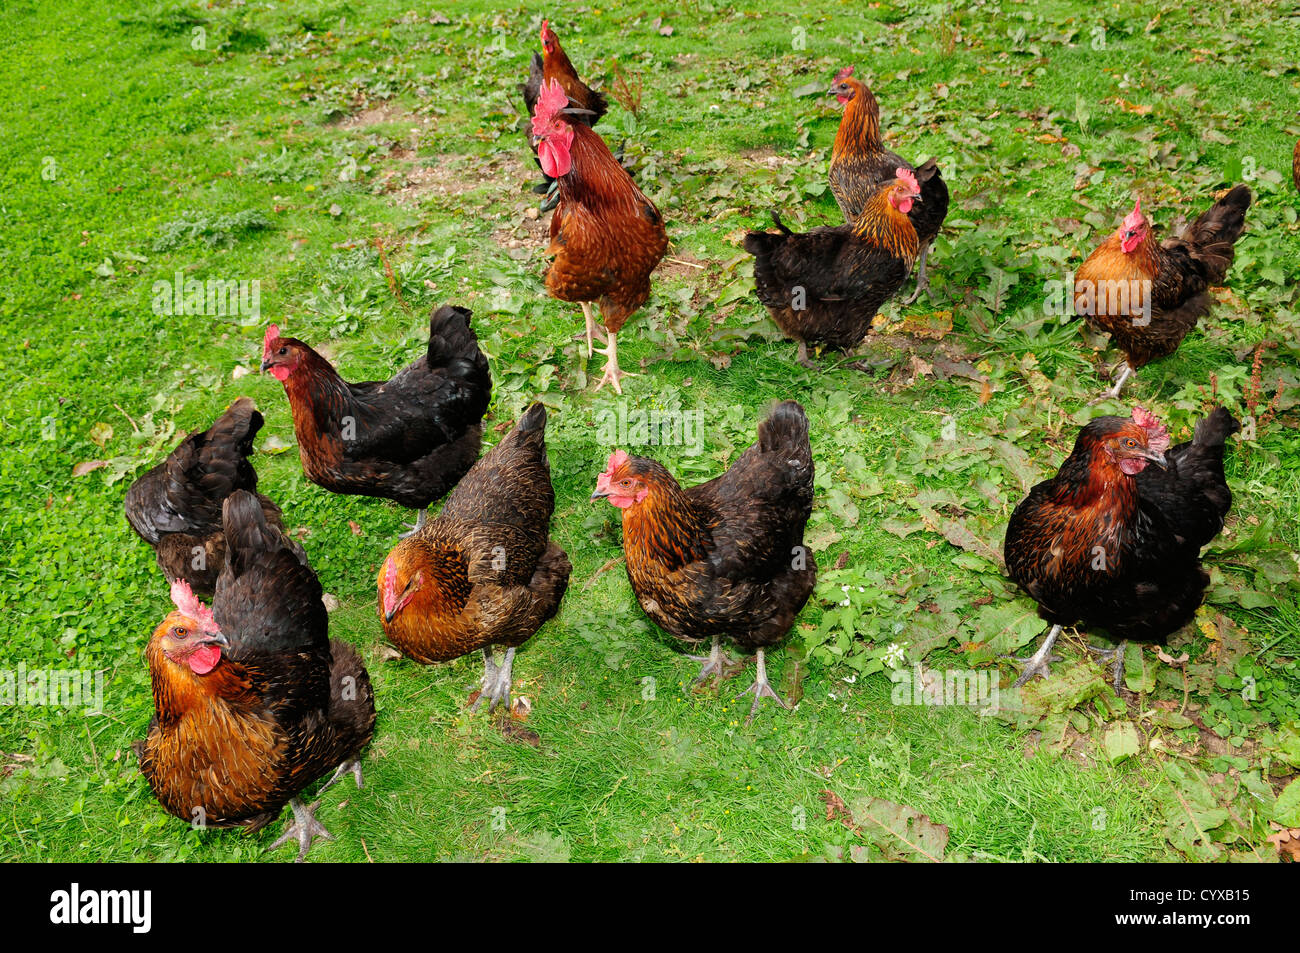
[1,0,1297,862]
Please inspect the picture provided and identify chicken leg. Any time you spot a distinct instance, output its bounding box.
[270,797,334,863]
[317,758,364,796]
[1089,362,1133,405]
[902,244,933,305]
[399,508,428,539]
[734,648,789,724]
[795,341,819,370]
[1089,641,1127,694]
[573,301,607,354]
[593,331,636,394]
[687,635,743,686]
[471,646,516,713]
[1007,624,1063,688]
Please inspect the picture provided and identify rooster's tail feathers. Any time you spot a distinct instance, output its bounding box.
[209,397,264,454]
[516,402,548,434]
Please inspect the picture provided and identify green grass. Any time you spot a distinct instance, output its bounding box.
[1,0,1297,862]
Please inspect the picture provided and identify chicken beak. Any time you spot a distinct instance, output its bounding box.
[1142,449,1168,469]
[201,631,230,649]
[590,488,610,500]
[259,359,273,372]
[383,607,397,624]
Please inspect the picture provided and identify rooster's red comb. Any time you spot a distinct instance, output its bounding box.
[262,323,281,361]
[531,78,570,133]
[834,66,855,82]
[1123,198,1144,231]
[1131,406,1170,454]
[169,579,221,636]
[896,168,920,194]
[604,449,630,474]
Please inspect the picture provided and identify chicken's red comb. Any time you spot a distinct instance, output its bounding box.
[1123,198,1144,231]
[540,19,551,42]
[169,579,221,636]
[380,556,399,611]
[1131,406,1170,454]
[262,323,281,362]
[896,168,920,194]
[834,66,855,82]
[532,78,570,132]
[605,449,630,474]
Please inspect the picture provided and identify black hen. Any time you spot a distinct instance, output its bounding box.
[1003,406,1237,690]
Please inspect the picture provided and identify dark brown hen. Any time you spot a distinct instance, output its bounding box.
[124,397,300,595]
[592,401,815,720]
[378,403,570,712]
[139,490,375,861]
[261,304,491,532]
[827,67,950,302]
[744,173,921,367]
[1003,406,1237,690]
[1075,186,1251,401]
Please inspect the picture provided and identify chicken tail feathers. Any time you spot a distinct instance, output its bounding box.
[221,489,280,577]
[517,401,548,434]
[1193,405,1241,448]
[1184,184,1251,283]
[758,400,811,460]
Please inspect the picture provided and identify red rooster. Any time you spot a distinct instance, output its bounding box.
[378,403,570,711]
[531,78,667,394]
[261,305,491,532]
[138,490,375,861]
[1004,406,1237,690]
[744,171,922,367]
[1074,186,1251,401]
[125,397,301,596]
[591,401,815,720]
[827,66,949,302]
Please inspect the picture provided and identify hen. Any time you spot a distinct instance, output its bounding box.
[379,403,571,712]
[138,490,376,861]
[125,397,301,595]
[1004,406,1237,691]
[521,19,608,210]
[1074,186,1251,401]
[591,401,815,721]
[827,66,950,302]
[261,304,491,532]
[530,78,667,394]
[744,171,921,368]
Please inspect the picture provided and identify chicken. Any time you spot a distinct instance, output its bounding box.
[521,19,608,210]
[530,78,668,394]
[744,171,922,368]
[1074,186,1251,401]
[138,490,376,861]
[827,66,950,303]
[378,403,570,712]
[1003,406,1237,691]
[591,401,815,721]
[125,397,302,596]
[261,304,491,533]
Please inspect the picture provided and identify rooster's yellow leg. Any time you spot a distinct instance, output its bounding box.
[593,332,636,395]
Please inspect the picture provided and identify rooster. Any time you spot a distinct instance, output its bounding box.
[591,401,815,721]
[138,490,376,861]
[379,403,570,712]
[521,19,608,210]
[125,397,302,596]
[1003,406,1237,691]
[1074,186,1251,401]
[744,171,921,368]
[827,66,949,303]
[261,305,491,533]
[530,78,667,394]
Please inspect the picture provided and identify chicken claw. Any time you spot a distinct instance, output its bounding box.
[470,646,516,713]
[1006,624,1063,688]
[270,797,334,863]
[399,508,428,539]
[317,758,364,796]
[687,635,744,687]
[1087,363,1132,406]
[1088,641,1127,694]
[902,245,932,305]
[733,649,790,724]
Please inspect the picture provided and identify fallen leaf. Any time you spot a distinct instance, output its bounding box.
[72,460,108,477]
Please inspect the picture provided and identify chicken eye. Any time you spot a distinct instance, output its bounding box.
[173,627,188,639]
[277,347,288,356]
[1123,438,1137,449]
